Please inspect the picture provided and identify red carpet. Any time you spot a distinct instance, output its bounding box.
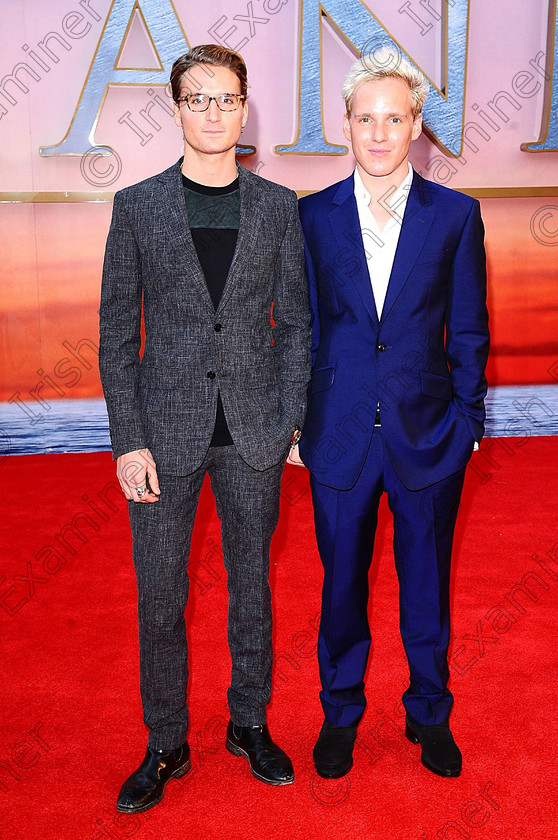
[1,440,557,839]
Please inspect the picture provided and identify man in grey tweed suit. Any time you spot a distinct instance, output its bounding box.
[99,45,311,813]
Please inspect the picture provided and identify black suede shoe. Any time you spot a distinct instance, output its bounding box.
[313,720,358,779]
[405,716,462,777]
[225,721,294,785]
[116,742,191,813]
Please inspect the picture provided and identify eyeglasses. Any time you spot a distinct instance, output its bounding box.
[176,93,246,112]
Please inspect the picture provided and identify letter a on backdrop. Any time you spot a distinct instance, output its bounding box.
[40,0,188,155]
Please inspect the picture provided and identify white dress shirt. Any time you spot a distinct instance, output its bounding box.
[353,163,413,319]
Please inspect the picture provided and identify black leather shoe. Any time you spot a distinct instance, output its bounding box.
[225,721,294,785]
[313,720,357,779]
[116,742,191,813]
[405,716,462,777]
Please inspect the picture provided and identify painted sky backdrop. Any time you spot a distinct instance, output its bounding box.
[1,0,557,404]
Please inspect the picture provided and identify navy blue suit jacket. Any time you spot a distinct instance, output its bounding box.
[298,170,490,492]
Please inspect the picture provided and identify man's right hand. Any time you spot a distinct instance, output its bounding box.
[117,448,161,503]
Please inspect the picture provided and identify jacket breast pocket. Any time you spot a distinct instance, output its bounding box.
[309,366,335,395]
[414,248,453,268]
[420,371,453,401]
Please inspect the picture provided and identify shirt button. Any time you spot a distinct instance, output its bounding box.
[214,323,222,332]
[377,343,387,352]
[207,371,216,379]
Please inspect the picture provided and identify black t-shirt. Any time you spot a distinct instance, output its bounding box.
[182,174,240,447]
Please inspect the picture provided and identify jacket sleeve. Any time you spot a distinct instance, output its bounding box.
[446,199,490,442]
[99,191,147,459]
[271,192,312,432]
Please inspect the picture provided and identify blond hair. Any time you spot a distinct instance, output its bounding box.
[343,46,429,118]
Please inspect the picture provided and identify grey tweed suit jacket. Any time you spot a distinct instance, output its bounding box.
[99,159,311,475]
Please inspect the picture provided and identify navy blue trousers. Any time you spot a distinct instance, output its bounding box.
[310,427,465,728]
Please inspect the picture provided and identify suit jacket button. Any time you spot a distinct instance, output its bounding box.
[207,371,216,379]
[214,323,222,332]
[377,343,387,352]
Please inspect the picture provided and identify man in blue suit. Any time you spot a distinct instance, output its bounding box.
[292,47,489,779]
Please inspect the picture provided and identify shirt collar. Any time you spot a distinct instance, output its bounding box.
[353,162,413,209]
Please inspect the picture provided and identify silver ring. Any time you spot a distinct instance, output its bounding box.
[136,486,147,497]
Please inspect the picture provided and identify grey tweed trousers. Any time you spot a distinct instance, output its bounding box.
[128,445,283,751]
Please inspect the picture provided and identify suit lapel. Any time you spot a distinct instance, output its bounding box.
[156,160,215,314]
[329,175,379,327]
[216,164,264,314]
[380,171,436,322]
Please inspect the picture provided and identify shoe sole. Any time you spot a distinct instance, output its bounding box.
[225,738,294,786]
[116,758,192,813]
[313,757,353,780]
[404,726,461,778]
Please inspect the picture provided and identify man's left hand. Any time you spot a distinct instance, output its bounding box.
[287,444,306,467]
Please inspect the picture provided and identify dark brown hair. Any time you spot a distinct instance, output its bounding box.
[170,44,248,102]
